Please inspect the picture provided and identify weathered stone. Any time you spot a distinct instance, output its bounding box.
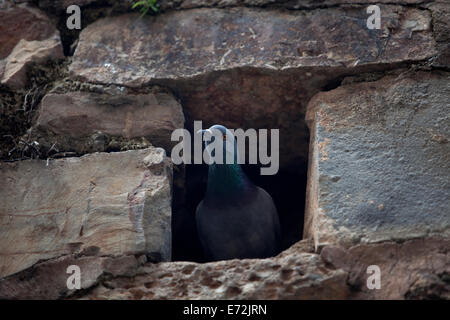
[71,6,435,84]
[69,6,436,166]
[427,2,450,43]
[38,0,98,11]
[432,43,450,69]
[0,4,63,88]
[101,0,440,12]
[2,237,447,299]
[0,147,172,278]
[36,0,433,14]
[0,4,58,59]
[0,4,63,89]
[427,2,450,68]
[33,88,184,153]
[321,238,450,299]
[304,71,450,249]
[0,254,143,299]
[77,239,350,299]
[1,36,63,89]
[37,0,129,13]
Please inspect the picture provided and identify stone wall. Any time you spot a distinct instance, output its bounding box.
[0,0,448,299]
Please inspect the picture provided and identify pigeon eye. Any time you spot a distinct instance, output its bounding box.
[222,134,227,141]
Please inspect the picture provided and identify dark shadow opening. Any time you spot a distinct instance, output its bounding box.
[172,129,309,262]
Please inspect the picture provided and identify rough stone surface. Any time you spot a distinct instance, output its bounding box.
[1,36,63,89]
[304,71,450,249]
[0,147,172,278]
[70,5,436,166]
[0,253,142,300]
[37,0,128,13]
[77,240,352,300]
[84,238,446,300]
[427,2,450,68]
[1,238,447,299]
[321,238,450,299]
[1,0,448,301]
[38,0,438,12]
[33,87,184,153]
[29,0,431,14]
[38,0,98,11]
[70,6,435,84]
[30,0,437,13]
[0,4,63,88]
[0,4,57,59]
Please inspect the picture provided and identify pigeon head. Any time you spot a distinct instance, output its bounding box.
[198,124,238,165]
[197,124,250,198]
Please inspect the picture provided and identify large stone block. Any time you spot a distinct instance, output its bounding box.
[34,88,184,153]
[0,147,172,278]
[0,4,57,59]
[160,0,429,10]
[70,6,435,84]
[0,4,63,89]
[1,36,63,89]
[304,71,450,249]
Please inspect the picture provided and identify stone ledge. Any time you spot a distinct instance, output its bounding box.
[70,6,435,85]
[3,237,445,299]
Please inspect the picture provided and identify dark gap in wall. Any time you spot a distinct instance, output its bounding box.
[171,128,309,262]
[36,0,124,56]
[321,76,344,91]
[55,5,108,57]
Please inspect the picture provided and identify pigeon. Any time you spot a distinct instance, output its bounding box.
[195,125,281,261]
